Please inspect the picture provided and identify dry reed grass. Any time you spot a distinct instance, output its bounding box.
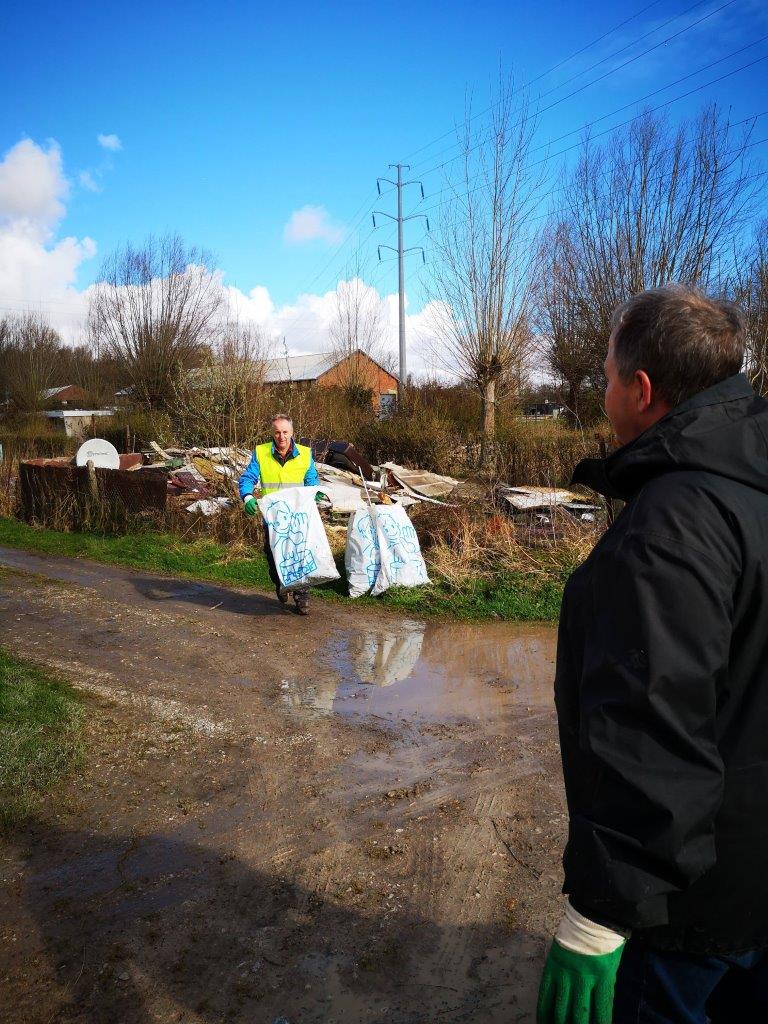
[412,499,599,591]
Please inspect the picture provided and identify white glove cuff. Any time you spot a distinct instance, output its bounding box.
[243,494,254,503]
[554,900,625,956]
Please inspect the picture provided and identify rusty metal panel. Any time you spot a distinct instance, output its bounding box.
[96,466,167,510]
[18,459,167,523]
[19,461,87,521]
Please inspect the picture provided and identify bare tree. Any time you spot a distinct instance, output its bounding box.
[536,105,758,419]
[88,233,225,409]
[55,326,123,409]
[170,319,274,448]
[736,221,768,397]
[328,255,394,402]
[0,313,63,413]
[428,79,540,465]
[532,223,602,425]
[0,317,11,406]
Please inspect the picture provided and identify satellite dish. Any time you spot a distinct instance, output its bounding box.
[75,438,120,470]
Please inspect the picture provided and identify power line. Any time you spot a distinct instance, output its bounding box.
[415,61,768,222]
[401,0,668,164]
[531,37,768,157]
[412,0,738,182]
[277,0,748,345]
[416,43,768,213]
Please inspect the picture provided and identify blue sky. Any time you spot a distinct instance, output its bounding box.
[1,0,767,363]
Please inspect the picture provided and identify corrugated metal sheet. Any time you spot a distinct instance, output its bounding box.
[380,463,459,499]
[263,353,336,383]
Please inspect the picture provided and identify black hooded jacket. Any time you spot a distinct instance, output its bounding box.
[556,373,768,954]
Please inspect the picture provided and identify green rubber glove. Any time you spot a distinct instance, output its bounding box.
[537,940,625,1024]
[243,496,258,518]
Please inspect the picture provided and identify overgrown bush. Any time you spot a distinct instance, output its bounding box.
[410,496,598,591]
[356,412,462,476]
[0,423,77,460]
[94,410,174,451]
[495,418,592,487]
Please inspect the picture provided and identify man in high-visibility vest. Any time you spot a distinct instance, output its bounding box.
[239,413,319,614]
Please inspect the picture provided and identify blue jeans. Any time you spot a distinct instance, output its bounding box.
[613,938,768,1023]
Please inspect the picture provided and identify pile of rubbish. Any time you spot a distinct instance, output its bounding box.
[138,439,463,518]
[23,437,604,537]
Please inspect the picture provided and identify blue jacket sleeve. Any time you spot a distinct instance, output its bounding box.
[238,452,261,500]
[304,453,319,487]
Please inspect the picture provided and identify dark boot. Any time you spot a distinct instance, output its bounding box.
[293,590,309,615]
[276,584,289,604]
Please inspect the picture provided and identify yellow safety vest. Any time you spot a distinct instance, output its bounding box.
[255,442,311,496]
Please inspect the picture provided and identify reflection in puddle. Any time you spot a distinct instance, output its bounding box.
[282,619,556,726]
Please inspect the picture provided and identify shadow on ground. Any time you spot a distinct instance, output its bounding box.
[8,822,543,1024]
[130,575,284,618]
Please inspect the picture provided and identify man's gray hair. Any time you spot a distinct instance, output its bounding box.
[270,412,293,427]
[611,285,745,408]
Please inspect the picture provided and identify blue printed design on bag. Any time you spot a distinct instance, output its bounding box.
[355,513,380,587]
[376,512,428,585]
[265,501,317,586]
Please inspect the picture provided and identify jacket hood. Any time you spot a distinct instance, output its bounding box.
[572,373,768,501]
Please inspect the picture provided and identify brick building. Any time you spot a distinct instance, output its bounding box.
[265,350,398,415]
[43,384,89,407]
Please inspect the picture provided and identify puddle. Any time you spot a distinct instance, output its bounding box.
[282,619,557,725]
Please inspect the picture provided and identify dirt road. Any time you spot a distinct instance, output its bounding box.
[0,547,566,1024]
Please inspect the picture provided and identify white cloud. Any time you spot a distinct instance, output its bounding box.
[79,170,101,193]
[0,139,68,235]
[221,276,442,379]
[97,133,122,152]
[0,139,96,342]
[0,139,442,373]
[283,204,345,246]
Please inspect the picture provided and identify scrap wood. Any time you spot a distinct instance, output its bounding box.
[192,446,250,470]
[317,462,385,489]
[499,486,599,516]
[501,486,585,510]
[191,456,219,482]
[380,462,459,499]
[394,482,457,507]
[149,440,170,460]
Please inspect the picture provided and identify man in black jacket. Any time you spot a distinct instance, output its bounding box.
[537,286,768,1024]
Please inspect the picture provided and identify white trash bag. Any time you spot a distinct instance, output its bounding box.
[258,487,340,590]
[346,509,381,598]
[346,504,430,597]
[371,504,430,595]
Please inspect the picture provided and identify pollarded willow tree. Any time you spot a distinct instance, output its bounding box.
[536,105,759,420]
[88,233,225,409]
[428,79,541,466]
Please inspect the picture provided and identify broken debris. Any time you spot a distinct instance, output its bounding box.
[380,462,459,500]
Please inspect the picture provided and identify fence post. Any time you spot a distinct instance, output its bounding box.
[86,459,98,502]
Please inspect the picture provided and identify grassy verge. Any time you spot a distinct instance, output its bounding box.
[0,516,564,621]
[0,646,84,830]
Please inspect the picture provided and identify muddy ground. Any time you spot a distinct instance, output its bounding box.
[0,546,567,1024]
